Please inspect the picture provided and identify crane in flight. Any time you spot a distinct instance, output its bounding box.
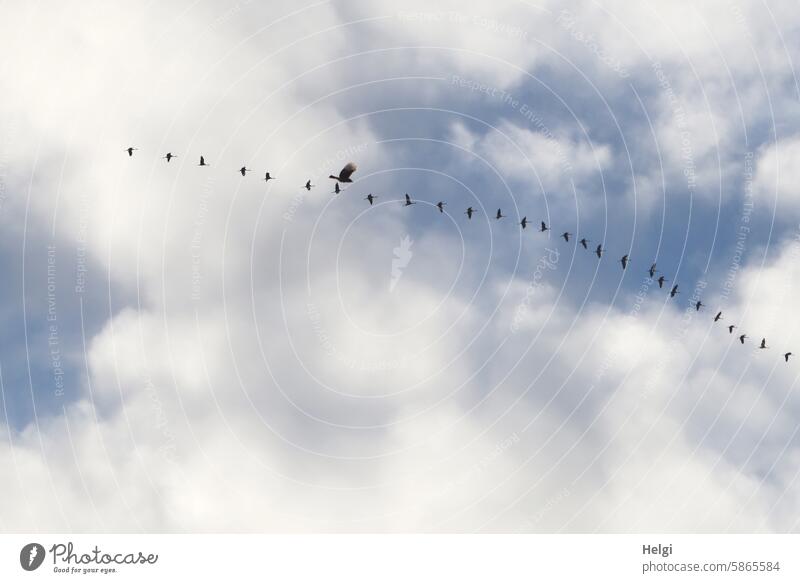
[163,152,176,162]
[125,147,138,157]
[365,194,377,205]
[329,162,357,183]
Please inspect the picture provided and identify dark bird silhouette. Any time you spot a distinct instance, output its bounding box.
[621,254,630,270]
[437,201,446,213]
[404,193,416,206]
[695,300,704,311]
[239,166,251,176]
[334,182,340,194]
[649,263,658,278]
[465,207,475,220]
[198,155,209,166]
[264,172,275,182]
[657,275,667,289]
[540,221,549,233]
[739,334,747,344]
[520,217,528,229]
[595,244,604,259]
[496,208,505,220]
[163,152,176,162]
[785,352,792,362]
[728,324,736,334]
[670,284,679,298]
[562,232,572,242]
[365,194,377,205]
[580,238,590,249]
[329,162,357,183]
[305,180,314,191]
[760,338,768,350]
[125,147,138,157]
[714,311,723,322]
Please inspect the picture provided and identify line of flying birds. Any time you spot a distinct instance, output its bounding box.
[124,146,794,364]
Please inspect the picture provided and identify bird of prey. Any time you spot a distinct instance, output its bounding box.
[657,276,667,289]
[403,193,416,206]
[436,201,446,213]
[365,194,377,205]
[520,217,528,229]
[649,263,658,278]
[239,166,251,176]
[595,244,604,259]
[540,221,549,233]
[125,147,138,157]
[621,255,630,270]
[329,162,357,183]
[163,152,176,162]
[670,284,679,298]
[562,232,572,242]
[714,311,723,322]
[496,208,505,220]
[305,180,314,191]
[465,207,475,219]
[579,238,590,249]
[198,155,209,166]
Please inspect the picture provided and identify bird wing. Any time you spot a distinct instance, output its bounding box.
[339,162,357,181]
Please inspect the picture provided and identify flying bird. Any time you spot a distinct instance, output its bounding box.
[239,166,251,176]
[579,238,590,249]
[760,338,769,349]
[264,172,275,182]
[163,152,176,162]
[496,208,505,220]
[520,217,528,229]
[125,147,138,157]
[198,155,209,166]
[540,221,549,233]
[595,244,604,259]
[562,232,572,242]
[365,194,377,205]
[728,324,736,334]
[739,334,747,344]
[785,352,792,362]
[620,254,630,270]
[649,263,658,278]
[670,284,679,298]
[695,300,704,311]
[714,311,723,322]
[334,182,340,194]
[437,201,446,213]
[329,162,357,183]
[465,207,475,219]
[404,193,416,206]
[657,275,667,289]
[304,180,314,191]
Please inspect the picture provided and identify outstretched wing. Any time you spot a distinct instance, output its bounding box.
[339,162,357,181]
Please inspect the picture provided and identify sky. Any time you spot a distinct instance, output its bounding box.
[0,0,799,532]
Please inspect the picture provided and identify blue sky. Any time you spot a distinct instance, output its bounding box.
[1,0,799,532]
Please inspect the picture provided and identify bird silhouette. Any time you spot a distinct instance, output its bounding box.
[329,162,357,183]
[657,275,667,289]
[436,201,446,213]
[465,207,475,220]
[621,254,630,270]
[365,194,377,205]
[520,217,528,229]
[304,180,314,191]
[562,232,572,242]
[404,193,416,206]
[239,166,251,176]
[264,172,275,182]
[760,338,769,349]
[695,300,704,311]
[540,221,549,233]
[125,147,138,157]
[579,238,590,249]
[198,155,209,166]
[649,263,658,278]
[595,244,604,259]
[163,152,176,162]
[785,352,793,362]
[334,182,340,194]
[739,334,747,344]
[728,324,736,334]
[714,311,723,322]
[670,284,679,298]
[496,208,505,220]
